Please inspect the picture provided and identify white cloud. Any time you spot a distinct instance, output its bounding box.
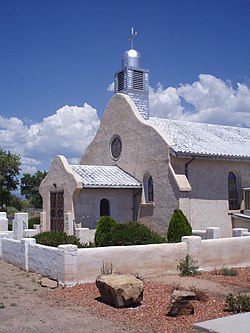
[1,74,249,175]
[150,74,250,127]
[107,82,114,92]
[0,104,100,173]
[149,84,184,119]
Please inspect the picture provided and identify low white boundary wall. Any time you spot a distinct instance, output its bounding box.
[77,243,187,283]
[1,234,250,286]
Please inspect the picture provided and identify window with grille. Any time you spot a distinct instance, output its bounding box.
[144,174,154,203]
[228,171,240,210]
[132,70,143,90]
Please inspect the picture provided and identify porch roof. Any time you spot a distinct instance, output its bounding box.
[70,165,142,189]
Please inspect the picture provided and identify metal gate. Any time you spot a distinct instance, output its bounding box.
[50,191,64,232]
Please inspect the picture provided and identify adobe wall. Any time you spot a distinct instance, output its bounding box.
[1,234,250,286]
[81,94,179,235]
[39,155,83,231]
[200,236,250,269]
[76,242,187,283]
[172,157,250,237]
[74,188,135,228]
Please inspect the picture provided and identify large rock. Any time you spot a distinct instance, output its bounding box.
[96,274,144,308]
[166,290,196,317]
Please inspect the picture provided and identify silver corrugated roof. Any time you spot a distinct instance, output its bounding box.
[148,117,250,159]
[70,165,141,188]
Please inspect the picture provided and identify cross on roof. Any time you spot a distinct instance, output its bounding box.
[128,27,137,49]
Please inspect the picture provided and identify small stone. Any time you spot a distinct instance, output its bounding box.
[40,277,58,289]
[166,290,196,317]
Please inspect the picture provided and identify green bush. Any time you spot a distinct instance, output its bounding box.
[28,216,40,229]
[221,267,238,276]
[177,254,200,276]
[34,231,83,248]
[226,293,250,312]
[167,208,192,243]
[98,221,166,247]
[94,215,117,246]
[6,206,19,219]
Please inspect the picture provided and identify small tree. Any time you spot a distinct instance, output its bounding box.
[94,215,117,247]
[0,149,21,210]
[21,170,47,208]
[167,208,192,243]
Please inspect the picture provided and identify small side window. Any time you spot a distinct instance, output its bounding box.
[100,199,110,216]
[144,174,154,203]
[228,172,240,210]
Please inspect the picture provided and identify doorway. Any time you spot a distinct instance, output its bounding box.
[100,198,110,216]
[50,191,64,232]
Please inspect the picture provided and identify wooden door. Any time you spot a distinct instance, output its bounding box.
[50,191,64,232]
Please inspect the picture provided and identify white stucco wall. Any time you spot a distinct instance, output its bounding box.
[39,155,83,232]
[28,243,63,280]
[1,234,250,285]
[201,236,250,269]
[2,238,23,269]
[74,188,135,228]
[81,94,179,234]
[77,242,187,283]
[172,157,250,237]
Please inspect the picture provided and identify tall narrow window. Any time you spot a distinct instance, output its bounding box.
[144,174,154,203]
[228,172,240,210]
[100,199,110,216]
[244,189,250,211]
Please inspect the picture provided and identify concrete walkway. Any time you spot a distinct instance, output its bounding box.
[193,312,250,332]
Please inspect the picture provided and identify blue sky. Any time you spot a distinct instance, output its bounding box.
[0,0,250,173]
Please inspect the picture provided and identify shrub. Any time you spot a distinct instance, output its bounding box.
[99,221,166,247]
[94,215,117,247]
[226,293,250,312]
[34,231,83,248]
[221,267,238,276]
[28,216,40,229]
[100,262,113,275]
[167,208,192,243]
[177,254,200,276]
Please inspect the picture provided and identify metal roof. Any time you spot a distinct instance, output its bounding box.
[148,117,250,160]
[70,165,141,188]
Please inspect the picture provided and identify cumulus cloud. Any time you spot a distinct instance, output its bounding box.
[0,104,100,173]
[107,82,114,92]
[150,74,250,127]
[149,84,184,119]
[1,74,249,175]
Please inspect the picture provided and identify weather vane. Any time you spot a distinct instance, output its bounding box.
[128,27,137,49]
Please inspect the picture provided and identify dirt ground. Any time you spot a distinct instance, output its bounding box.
[0,259,250,333]
[0,260,138,333]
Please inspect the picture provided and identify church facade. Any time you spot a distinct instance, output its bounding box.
[40,31,250,237]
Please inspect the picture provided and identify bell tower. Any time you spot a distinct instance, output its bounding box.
[114,28,149,120]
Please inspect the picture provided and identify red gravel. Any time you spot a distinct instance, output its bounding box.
[47,267,250,333]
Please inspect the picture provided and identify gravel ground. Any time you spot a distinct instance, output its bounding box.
[48,267,250,333]
[1,259,250,333]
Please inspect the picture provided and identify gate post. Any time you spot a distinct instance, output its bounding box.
[64,212,74,235]
[13,213,28,240]
[58,244,78,286]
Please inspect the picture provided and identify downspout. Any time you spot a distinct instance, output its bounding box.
[185,157,195,180]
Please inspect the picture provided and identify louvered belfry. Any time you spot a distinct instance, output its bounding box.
[114,28,149,120]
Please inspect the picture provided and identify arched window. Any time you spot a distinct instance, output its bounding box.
[100,199,110,216]
[228,172,240,210]
[144,174,154,203]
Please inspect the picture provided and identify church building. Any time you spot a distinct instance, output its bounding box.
[40,29,250,237]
